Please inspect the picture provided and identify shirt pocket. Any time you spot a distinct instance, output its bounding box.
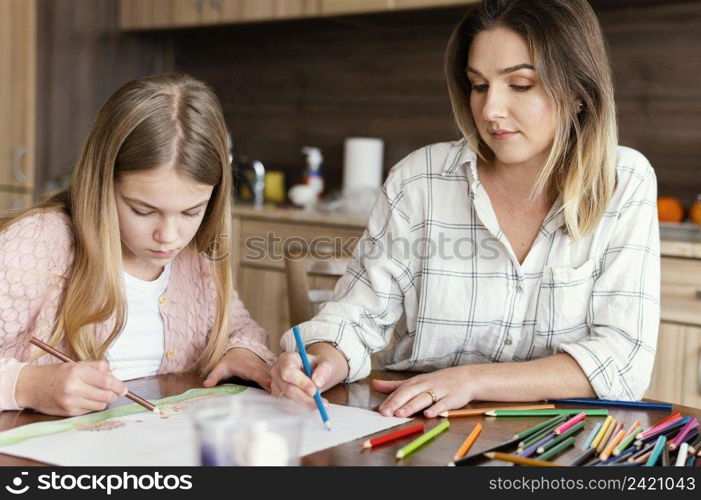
[534,258,597,350]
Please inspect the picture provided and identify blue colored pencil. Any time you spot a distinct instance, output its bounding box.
[292,326,331,430]
[583,422,603,450]
[547,398,672,410]
[644,435,666,466]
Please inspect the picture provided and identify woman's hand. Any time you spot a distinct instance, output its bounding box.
[203,348,272,391]
[15,361,128,417]
[374,366,475,418]
[270,342,348,410]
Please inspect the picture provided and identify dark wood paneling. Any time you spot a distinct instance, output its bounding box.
[35,0,170,195]
[170,2,701,204]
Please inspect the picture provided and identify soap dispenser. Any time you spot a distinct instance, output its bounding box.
[301,147,324,197]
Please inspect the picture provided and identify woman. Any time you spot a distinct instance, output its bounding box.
[0,74,274,416]
[271,0,660,418]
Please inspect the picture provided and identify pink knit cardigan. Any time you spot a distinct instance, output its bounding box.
[0,211,275,410]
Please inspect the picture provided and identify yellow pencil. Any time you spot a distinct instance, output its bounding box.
[591,415,613,450]
[597,419,618,453]
[439,404,555,418]
[453,423,482,461]
[484,451,559,467]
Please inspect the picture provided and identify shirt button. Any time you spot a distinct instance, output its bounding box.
[166,349,175,359]
[159,295,168,304]
[504,337,513,345]
[516,284,523,293]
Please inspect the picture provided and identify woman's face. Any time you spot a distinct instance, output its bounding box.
[467,27,557,169]
[115,168,214,279]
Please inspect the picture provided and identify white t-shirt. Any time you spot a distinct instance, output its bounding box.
[106,263,171,381]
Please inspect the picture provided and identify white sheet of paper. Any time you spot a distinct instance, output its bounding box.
[0,387,410,466]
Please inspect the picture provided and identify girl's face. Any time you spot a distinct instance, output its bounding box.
[115,168,214,279]
[467,27,557,169]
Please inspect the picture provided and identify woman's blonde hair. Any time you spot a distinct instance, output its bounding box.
[445,0,618,239]
[1,73,234,375]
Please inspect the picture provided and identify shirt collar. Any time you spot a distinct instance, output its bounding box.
[441,139,477,176]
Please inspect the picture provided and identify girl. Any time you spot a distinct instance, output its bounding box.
[271,0,660,417]
[0,73,274,416]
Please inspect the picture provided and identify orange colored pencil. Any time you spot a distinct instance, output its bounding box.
[600,429,626,461]
[453,423,482,461]
[439,404,555,418]
[484,451,560,467]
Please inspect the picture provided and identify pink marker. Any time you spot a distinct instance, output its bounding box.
[555,412,586,435]
[669,417,698,451]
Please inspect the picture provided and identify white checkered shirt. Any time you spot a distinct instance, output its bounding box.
[281,140,660,400]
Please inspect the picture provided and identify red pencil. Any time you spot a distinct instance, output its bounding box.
[361,423,425,449]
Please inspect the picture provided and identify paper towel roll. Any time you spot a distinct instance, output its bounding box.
[342,138,384,198]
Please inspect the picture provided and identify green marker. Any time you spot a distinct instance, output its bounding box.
[537,421,585,454]
[396,420,450,459]
[537,436,576,462]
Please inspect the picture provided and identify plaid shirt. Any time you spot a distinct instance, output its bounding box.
[281,140,660,401]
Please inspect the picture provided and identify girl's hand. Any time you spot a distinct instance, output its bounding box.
[374,366,475,418]
[15,361,128,417]
[203,348,272,392]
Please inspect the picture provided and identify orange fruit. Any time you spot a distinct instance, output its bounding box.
[657,196,685,223]
[690,195,701,225]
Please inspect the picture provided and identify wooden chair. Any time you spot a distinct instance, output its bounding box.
[284,244,350,327]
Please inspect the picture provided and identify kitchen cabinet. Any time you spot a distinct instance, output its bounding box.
[232,205,365,353]
[120,0,320,29]
[119,0,478,29]
[646,254,701,408]
[0,0,36,198]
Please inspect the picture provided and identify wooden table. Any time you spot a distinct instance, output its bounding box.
[1,370,699,466]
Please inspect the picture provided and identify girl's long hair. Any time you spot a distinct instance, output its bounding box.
[1,73,234,375]
[445,0,618,239]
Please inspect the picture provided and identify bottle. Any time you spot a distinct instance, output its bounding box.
[301,147,324,198]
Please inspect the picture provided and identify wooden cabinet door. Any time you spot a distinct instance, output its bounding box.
[320,0,392,15]
[647,322,701,408]
[395,0,476,9]
[0,0,36,189]
[0,190,33,212]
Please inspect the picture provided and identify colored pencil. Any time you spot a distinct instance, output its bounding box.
[547,398,672,410]
[686,455,695,467]
[662,445,671,466]
[640,413,683,439]
[669,417,698,451]
[597,419,618,453]
[644,435,666,466]
[688,434,701,455]
[485,451,559,467]
[674,442,689,466]
[613,421,641,456]
[537,422,585,454]
[453,423,482,461]
[396,420,450,459]
[440,404,555,418]
[28,337,160,414]
[485,409,608,417]
[361,423,424,449]
[591,415,613,449]
[637,417,690,446]
[520,433,556,457]
[583,422,603,450]
[537,436,576,461]
[569,447,597,466]
[555,412,586,435]
[292,326,331,430]
[515,414,568,441]
[627,442,655,462]
[452,436,522,466]
[600,429,626,461]
[602,446,638,465]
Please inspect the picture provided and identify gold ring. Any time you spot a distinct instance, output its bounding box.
[426,390,438,405]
